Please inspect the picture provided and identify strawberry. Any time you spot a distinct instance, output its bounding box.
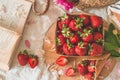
[88,65,95,73]
[56,34,66,46]
[69,34,79,44]
[83,41,89,47]
[77,61,88,75]
[75,42,87,56]
[93,32,103,42]
[56,56,68,66]
[28,55,38,68]
[57,20,63,30]
[65,68,75,77]
[81,29,93,42]
[17,50,29,66]
[90,15,103,28]
[58,14,71,29]
[79,14,90,26]
[63,41,76,55]
[89,43,103,56]
[69,17,83,31]
[85,72,93,80]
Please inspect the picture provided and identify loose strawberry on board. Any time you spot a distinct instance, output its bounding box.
[65,68,75,77]
[63,40,76,55]
[77,61,88,75]
[81,28,93,42]
[79,14,90,26]
[89,43,103,56]
[93,32,103,43]
[69,17,83,31]
[69,34,79,44]
[85,72,94,80]
[90,15,103,28]
[56,34,66,46]
[75,42,87,56]
[17,50,29,66]
[28,54,38,68]
[56,56,68,66]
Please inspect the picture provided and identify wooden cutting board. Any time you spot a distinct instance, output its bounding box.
[43,22,116,80]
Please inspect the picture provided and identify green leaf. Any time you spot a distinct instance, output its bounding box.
[110,50,120,57]
[104,42,119,51]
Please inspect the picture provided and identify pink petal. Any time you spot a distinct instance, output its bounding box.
[1,5,7,13]
[25,40,31,48]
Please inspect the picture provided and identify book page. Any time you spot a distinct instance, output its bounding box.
[0,26,21,64]
[0,0,32,34]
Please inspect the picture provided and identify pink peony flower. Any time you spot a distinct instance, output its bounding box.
[54,0,74,11]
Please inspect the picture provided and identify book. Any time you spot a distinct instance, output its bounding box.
[0,0,32,71]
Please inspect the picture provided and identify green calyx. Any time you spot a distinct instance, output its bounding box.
[62,27,71,37]
[75,17,83,28]
[20,49,28,55]
[67,39,74,49]
[78,42,84,48]
[80,60,88,66]
[56,38,61,46]
[61,14,68,21]
[81,29,92,38]
[29,54,38,59]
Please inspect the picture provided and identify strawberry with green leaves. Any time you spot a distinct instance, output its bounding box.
[90,15,103,28]
[56,56,68,66]
[93,32,103,43]
[58,14,71,29]
[79,14,90,26]
[75,42,87,56]
[63,40,76,55]
[69,17,83,31]
[85,72,94,80]
[69,34,79,44]
[28,54,38,68]
[89,43,103,56]
[87,60,96,73]
[65,68,75,77]
[17,50,29,66]
[56,34,66,46]
[81,28,93,42]
[77,61,88,75]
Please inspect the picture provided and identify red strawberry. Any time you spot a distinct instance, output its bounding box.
[75,42,87,56]
[79,14,90,26]
[28,55,38,68]
[56,56,68,66]
[61,14,71,26]
[63,42,75,55]
[88,65,95,73]
[90,15,103,28]
[17,50,29,66]
[81,29,93,42]
[65,68,75,77]
[83,42,88,47]
[69,34,79,44]
[56,46,63,53]
[57,20,63,30]
[57,34,66,46]
[77,61,88,75]
[93,32,103,42]
[85,72,93,80]
[69,18,83,31]
[89,43,103,56]
[58,14,71,29]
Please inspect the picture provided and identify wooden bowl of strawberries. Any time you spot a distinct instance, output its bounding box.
[56,13,104,57]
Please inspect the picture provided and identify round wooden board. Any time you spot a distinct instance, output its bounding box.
[43,14,116,80]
